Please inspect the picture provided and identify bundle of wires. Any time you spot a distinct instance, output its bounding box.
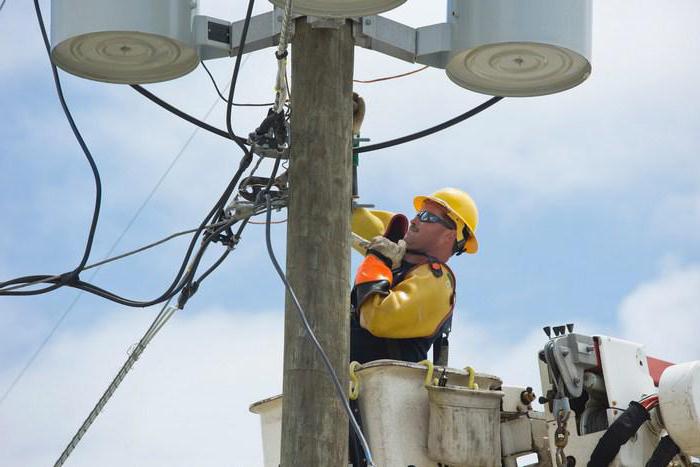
[0,0,262,309]
[639,393,660,411]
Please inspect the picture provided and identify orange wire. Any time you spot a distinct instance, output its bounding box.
[353,65,429,84]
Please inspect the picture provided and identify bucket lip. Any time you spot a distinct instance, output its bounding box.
[356,359,502,386]
[425,384,505,397]
[249,394,283,413]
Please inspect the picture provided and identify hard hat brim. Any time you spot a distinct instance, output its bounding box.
[413,195,479,254]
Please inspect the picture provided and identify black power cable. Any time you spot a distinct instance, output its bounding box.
[212,0,257,243]
[263,193,375,466]
[0,148,253,306]
[355,96,504,154]
[3,0,103,297]
[225,0,256,150]
[179,150,284,308]
[200,61,273,107]
[133,91,502,157]
[2,0,259,307]
[0,224,227,293]
[131,84,246,144]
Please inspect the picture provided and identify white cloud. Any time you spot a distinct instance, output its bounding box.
[618,264,700,363]
[651,192,700,241]
[0,307,284,467]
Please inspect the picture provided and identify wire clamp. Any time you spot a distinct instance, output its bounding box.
[177,282,199,309]
[239,174,288,203]
[248,109,290,159]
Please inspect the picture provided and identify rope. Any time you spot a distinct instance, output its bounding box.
[272,0,294,113]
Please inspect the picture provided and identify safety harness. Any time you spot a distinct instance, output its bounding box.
[405,249,455,366]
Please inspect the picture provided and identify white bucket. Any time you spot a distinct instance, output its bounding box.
[250,360,502,466]
[426,384,504,466]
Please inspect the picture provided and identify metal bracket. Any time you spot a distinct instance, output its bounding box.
[415,22,451,68]
[195,9,297,61]
[196,10,451,68]
[194,15,233,60]
[195,9,452,73]
[353,16,451,68]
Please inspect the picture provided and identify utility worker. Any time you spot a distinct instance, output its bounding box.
[350,188,479,364]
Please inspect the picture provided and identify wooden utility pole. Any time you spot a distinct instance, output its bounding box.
[280,17,354,467]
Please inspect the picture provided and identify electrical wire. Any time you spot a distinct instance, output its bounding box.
[355,96,504,154]
[81,0,260,307]
[0,76,245,405]
[179,141,280,300]
[131,84,246,144]
[192,248,232,285]
[353,65,429,84]
[0,222,232,293]
[207,0,256,240]
[225,0,256,151]
[51,193,248,308]
[0,0,7,12]
[1,205,247,309]
[177,151,286,308]
[7,0,104,297]
[1,116,253,307]
[640,394,659,411]
[1,75,236,296]
[263,193,375,467]
[52,163,282,465]
[4,0,260,306]
[0,94,252,306]
[200,61,273,107]
[53,299,180,467]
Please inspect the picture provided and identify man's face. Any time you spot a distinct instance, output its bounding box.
[404,200,456,252]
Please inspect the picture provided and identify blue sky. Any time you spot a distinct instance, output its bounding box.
[1,1,699,466]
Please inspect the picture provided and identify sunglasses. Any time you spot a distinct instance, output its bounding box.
[415,210,456,230]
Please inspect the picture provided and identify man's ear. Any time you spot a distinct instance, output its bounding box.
[441,228,457,246]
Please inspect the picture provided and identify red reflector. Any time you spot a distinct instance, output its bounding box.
[647,356,674,387]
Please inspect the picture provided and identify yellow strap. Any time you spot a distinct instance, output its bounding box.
[418,360,438,387]
[464,366,478,390]
[349,361,361,400]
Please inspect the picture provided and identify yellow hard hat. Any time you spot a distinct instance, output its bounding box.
[413,187,479,254]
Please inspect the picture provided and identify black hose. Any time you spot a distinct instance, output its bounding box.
[200,61,273,107]
[225,0,256,151]
[3,0,104,296]
[645,436,681,467]
[587,401,650,467]
[355,96,503,154]
[131,84,247,144]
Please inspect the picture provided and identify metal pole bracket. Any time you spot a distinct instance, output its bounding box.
[353,15,451,68]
